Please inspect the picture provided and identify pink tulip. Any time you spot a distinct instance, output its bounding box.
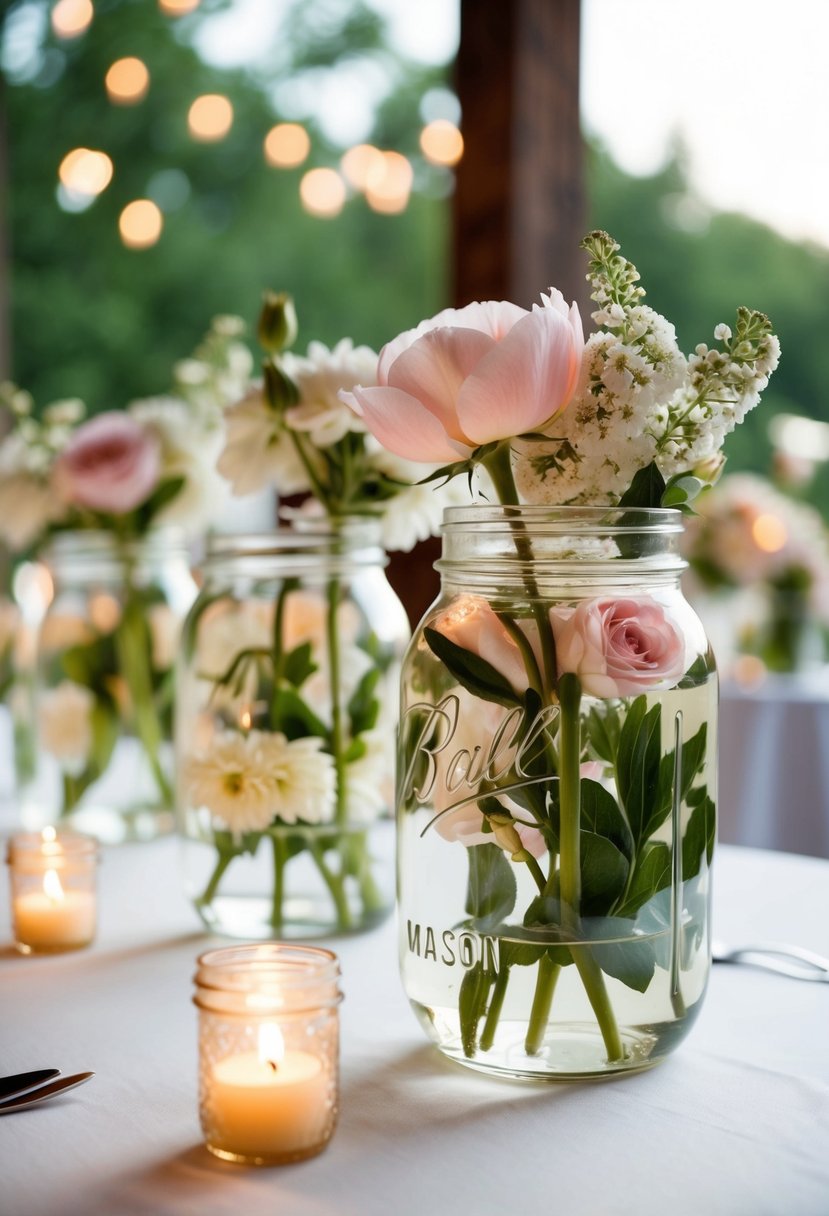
[53,412,161,515]
[551,597,686,699]
[342,291,584,462]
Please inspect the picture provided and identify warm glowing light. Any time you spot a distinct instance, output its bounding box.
[158,0,200,13]
[419,119,464,167]
[258,1023,285,1068]
[89,593,121,633]
[105,57,150,105]
[240,708,252,731]
[119,200,163,250]
[188,94,233,142]
[43,869,65,903]
[365,151,413,215]
[58,148,113,198]
[264,123,310,168]
[299,168,346,218]
[732,654,767,688]
[42,827,57,844]
[752,513,788,553]
[340,143,384,190]
[51,0,94,39]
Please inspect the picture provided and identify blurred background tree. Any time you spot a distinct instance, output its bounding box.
[2,0,828,503]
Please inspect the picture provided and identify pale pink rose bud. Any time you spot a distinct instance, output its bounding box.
[551,596,686,699]
[431,595,535,693]
[53,412,161,515]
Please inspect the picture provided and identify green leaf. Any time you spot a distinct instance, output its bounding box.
[459,962,492,1058]
[616,841,673,918]
[498,938,547,968]
[465,843,517,932]
[270,687,329,741]
[580,778,634,862]
[661,473,708,510]
[618,462,667,509]
[677,654,713,689]
[135,475,186,531]
[181,591,223,663]
[282,641,317,689]
[89,701,119,778]
[682,795,716,881]
[586,703,621,766]
[580,831,630,917]
[424,627,522,708]
[347,666,382,736]
[616,697,665,849]
[588,921,656,993]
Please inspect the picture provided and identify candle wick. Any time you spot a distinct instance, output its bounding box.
[267,1059,279,1073]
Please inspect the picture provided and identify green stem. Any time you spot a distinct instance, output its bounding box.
[524,955,561,1055]
[480,967,511,1052]
[270,835,287,931]
[199,849,234,908]
[308,838,352,930]
[114,576,174,808]
[497,612,543,696]
[326,577,348,826]
[555,672,626,1063]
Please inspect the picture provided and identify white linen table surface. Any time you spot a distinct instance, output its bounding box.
[1,839,828,1216]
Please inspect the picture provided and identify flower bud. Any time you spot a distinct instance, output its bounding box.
[488,813,523,857]
[258,292,298,354]
[691,451,726,486]
[263,358,299,410]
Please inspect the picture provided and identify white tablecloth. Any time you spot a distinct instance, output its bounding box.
[1,839,828,1216]
[719,672,829,857]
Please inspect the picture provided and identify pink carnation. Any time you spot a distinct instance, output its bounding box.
[551,597,686,699]
[54,413,161,515]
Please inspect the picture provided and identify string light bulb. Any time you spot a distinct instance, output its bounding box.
[52,0,94,39]
[105,58,150,105]
[299,169,346,218]
[419,119,464,167]
[119,200,163,250]
[188,95,234,142]
[264,124,310,169]
[58,148,113,199]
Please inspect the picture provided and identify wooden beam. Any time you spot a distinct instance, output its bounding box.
[0,69,11,381]
[453,0,586,311]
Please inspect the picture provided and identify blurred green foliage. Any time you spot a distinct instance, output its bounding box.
[2,0,829,504]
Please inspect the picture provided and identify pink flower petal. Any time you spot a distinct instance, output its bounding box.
[349,385,470,463]
[387,327,496,446]
[377,300,527,383]
[456,303,584,444]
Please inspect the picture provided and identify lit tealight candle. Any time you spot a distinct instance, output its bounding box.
[194,943,342,1165]
[209,1022,329,1161]
[7,828,98,954]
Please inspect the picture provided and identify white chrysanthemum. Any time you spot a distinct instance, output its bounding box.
[345,729,393,824]
[218,385,311,496]
[283,339,377,448]
[129,396,228,531]
[365,440,477,551]
[38,681,94,767]
[185,730,336,834]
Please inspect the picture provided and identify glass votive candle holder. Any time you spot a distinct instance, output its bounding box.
[6,827,99,954]
[193,943,343,1166]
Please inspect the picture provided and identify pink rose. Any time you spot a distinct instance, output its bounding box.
[431,595,535,693]
[54,413,161,515]
[341,291,583,462]
[551,597,686,698]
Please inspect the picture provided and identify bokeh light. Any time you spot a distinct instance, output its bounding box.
[365,151,413,214]
[299,168,346,219]
[419,119,464,167]
[58,148,113,198]
[158,0,200,14]
[752,513,788,553]
[51,0,94,39]
[105,57,150,105]
[264,123,310,169]
[188,94,233,142]
[340,144,385,191]
[119,200,163,250]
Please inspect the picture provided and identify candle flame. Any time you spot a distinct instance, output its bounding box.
[257,1022,285,1070]
[240,707,252,731]
[42,826,57,843]
[43,869,65,903]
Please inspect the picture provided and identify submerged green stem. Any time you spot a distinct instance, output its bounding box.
[270,835,288,931]
[308,838,352,930]
[480,966,511,1052]
[199,848,235,909]
[525,955,561,1055]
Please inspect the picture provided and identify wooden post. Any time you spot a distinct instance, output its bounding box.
[453,0,586,311]
[0,68,11,382]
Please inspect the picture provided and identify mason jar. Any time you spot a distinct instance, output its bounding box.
[175,521,410,939]
[17,529,196,843]
[398,506,717,1080]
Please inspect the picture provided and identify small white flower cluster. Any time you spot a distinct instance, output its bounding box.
[184,729,337,837]
[514,232,779,506]
[0,386,83,549]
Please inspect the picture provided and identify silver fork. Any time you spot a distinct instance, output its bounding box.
[712,939,829,982]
